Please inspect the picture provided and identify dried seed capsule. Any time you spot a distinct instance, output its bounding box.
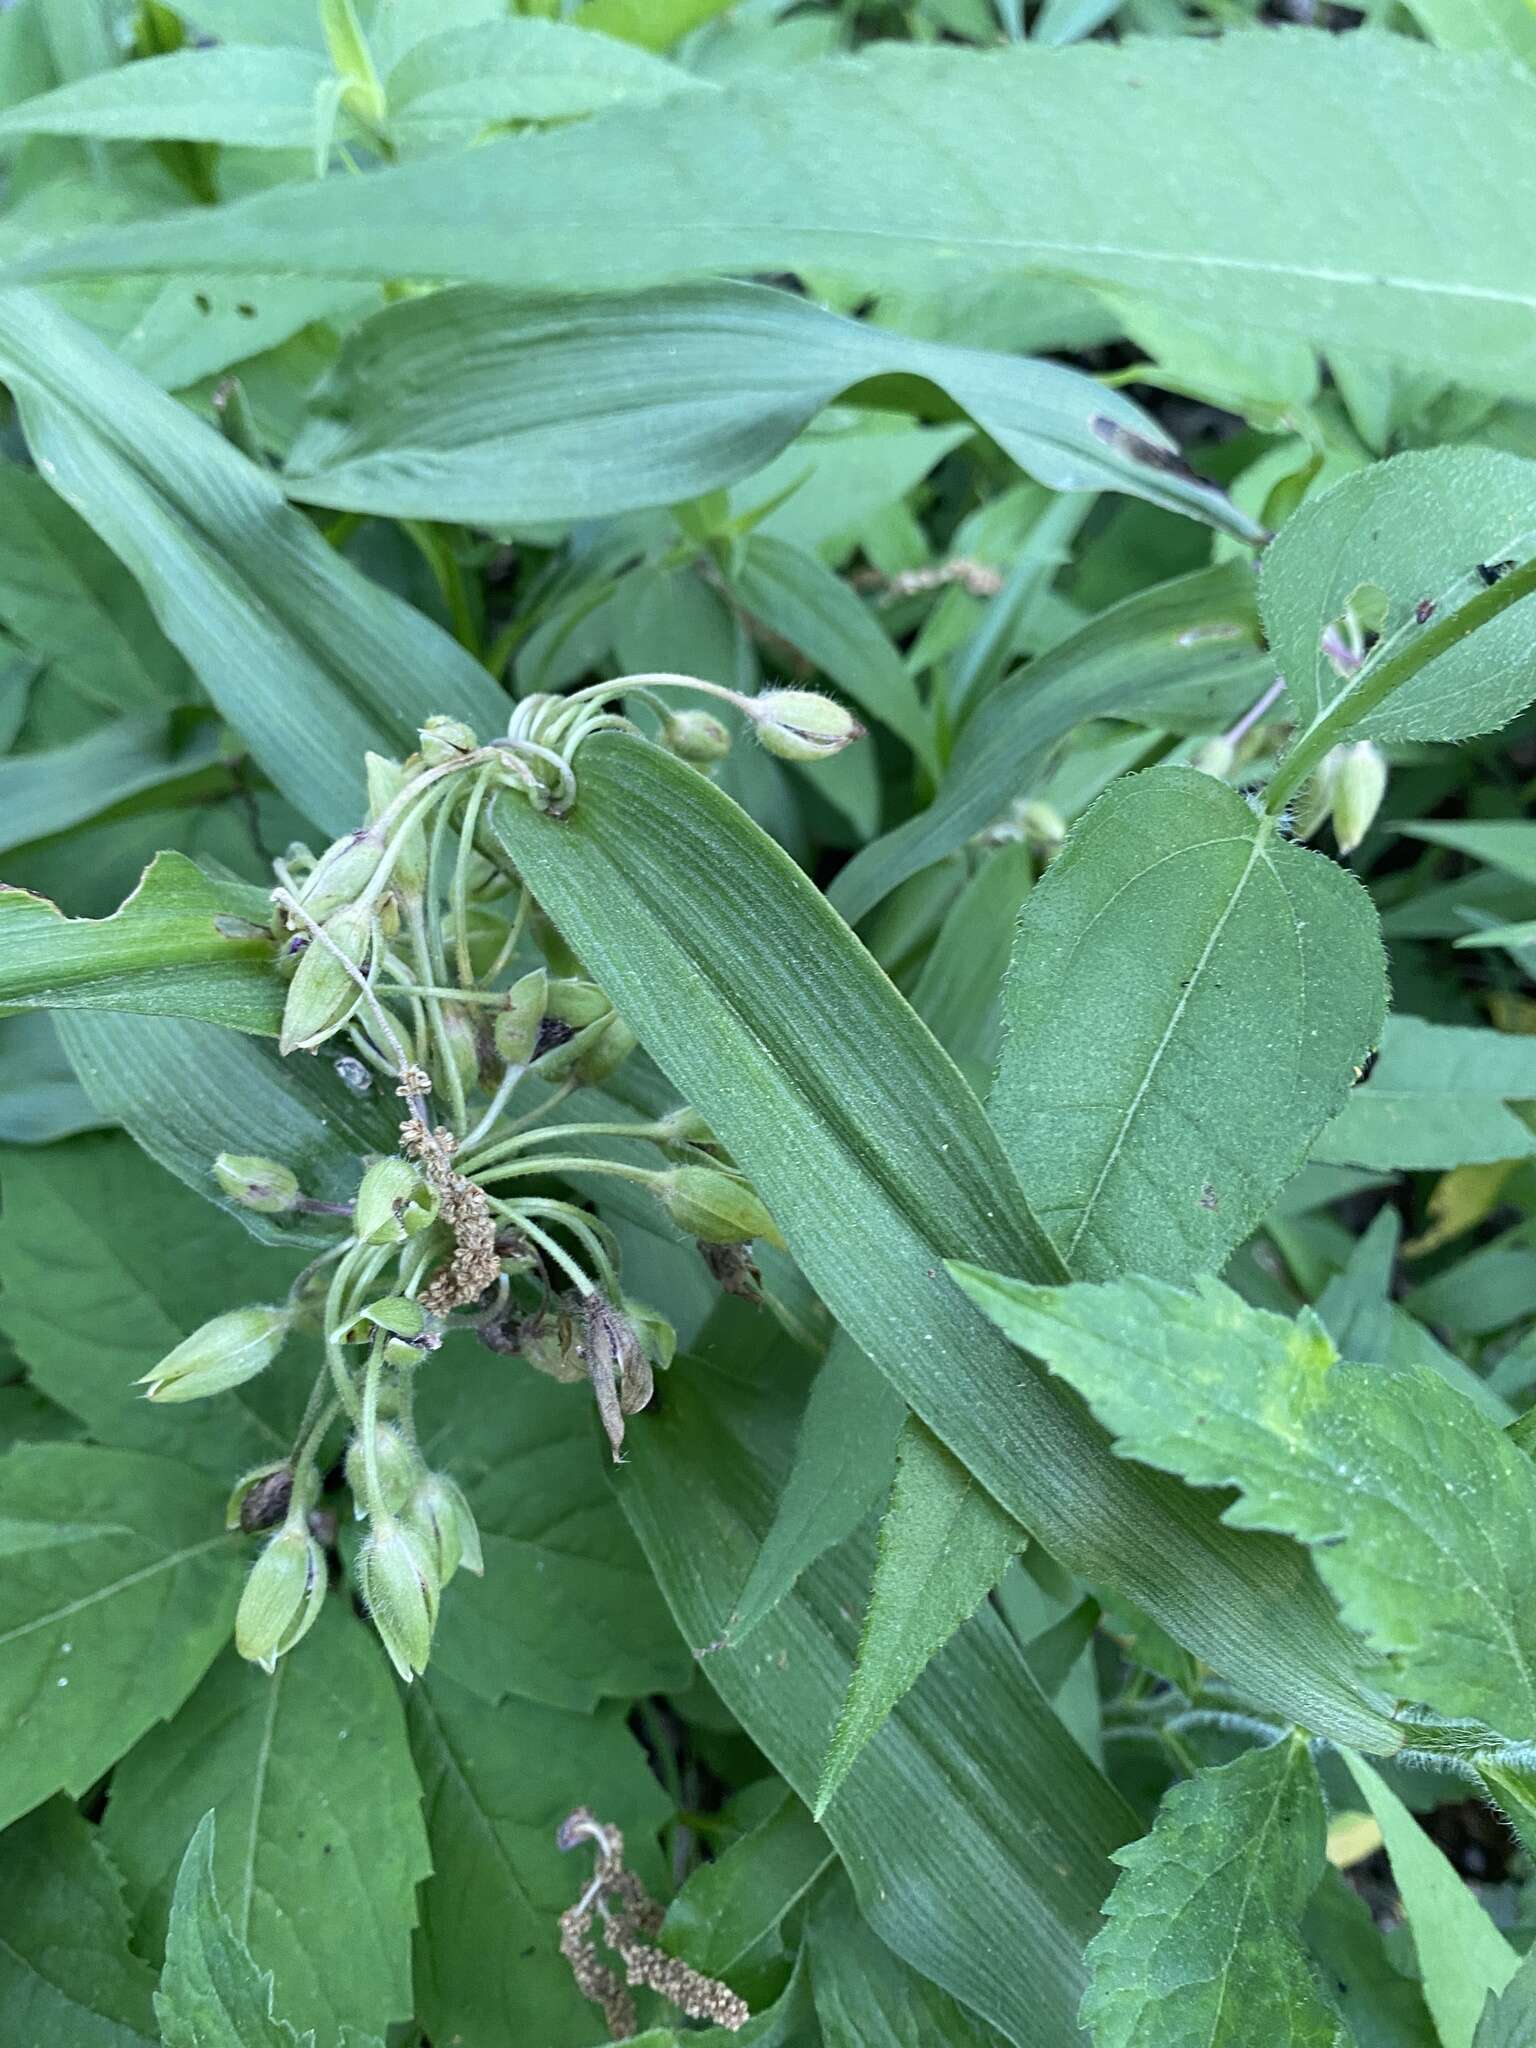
[212,1154,300,1215]
[139,1306,290,1403]
[226,1461,294,1533]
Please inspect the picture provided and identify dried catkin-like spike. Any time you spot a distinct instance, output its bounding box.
[558,1904,636,2041]
[618,1940,751,2032]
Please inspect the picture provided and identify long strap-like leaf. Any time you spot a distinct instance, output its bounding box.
[488,732,1402,1751]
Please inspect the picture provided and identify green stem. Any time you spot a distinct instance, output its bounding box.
[474,1154,659,1192]
[460,1118,666,1175]
[1265,554,1536,816]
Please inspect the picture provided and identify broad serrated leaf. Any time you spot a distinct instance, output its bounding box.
[952,1266,1536,1739]
[406,1666,673,2048]
[830,564,1267,927]
[414,1345,689,1709]
[489,733,1401,1752]
[991,766,1385,1282]
[618,1335,1137,2048]
[103,1608,427,2045]
[0,289,505,834]
[23,37,1536,405]
[281,279,1254,537]
[0,47,334,147]
[1343,1753,1517,2048]
[0,1444,242,1831]
[55,1012,397,1248]
[0,854,282,1034]
[0,1132,313,1476]
[0,1799,158,2048]
[1263,449,1536,748]
[816,1417,1024,1817]
[727,1332,905,1647]
[661,1791,832,1982]
[1081,1735,1344,2048]
[1313,1016,1536,1171]
[154,1813,382,2048]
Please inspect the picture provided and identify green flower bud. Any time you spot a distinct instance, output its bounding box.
[626,1299,676,1374]
[652,1105,716,1148]
[437,1003,482,1096]
[493,968,547,1068]
[355,1158,438,1246]
[418,716,478,768]
[1014,800,1066,858]
[747,689,864,762]
[351,1295,428,1342]
[366,752,427,894]
[278,903,373,1056]
[544,978,613,1031]
[651,1166,784,1249]
[1192,737,1237,782]
[235,1522,326,1673]
[212,1154,299,1215]
[139,1306,290,1403]
[662,710,732,764]
[406,1471,483,1585]
[226,1461,294,1533]
[570,1013,637,1087]
[296,827,386,923]
[1331,740,1389,856]
[358,1519,438,1682]
[345,1422,418,1518]
[1292,747,1343,843]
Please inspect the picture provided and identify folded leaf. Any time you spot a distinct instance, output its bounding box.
[0,854,282,1035]
[816,1417,1024,1818]
[0,290,506,834]
[1343,1753,1517,2048]
[0,715,225,859]
[1083,1735,1343,2048]
[830,564,1267,927]
[103,1611,428,2044]
[20,37,1536,405]
[387,18,709,135]
[953,1265,1536,1740]
[991,766,1386,1282]
[0,1800,158,2048]
[1313,1016,1536,1171]
[1400,819,1536,888]
[1262,448,1536,749]
[489,733,1402,1752]
[661,1791,832,1981]
[282,278,1256,537]
[0,47,333,148]
[0,1444,242,1832]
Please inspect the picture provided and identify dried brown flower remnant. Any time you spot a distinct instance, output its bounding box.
[400,1119,499,1312]
[556,1807,749,2038]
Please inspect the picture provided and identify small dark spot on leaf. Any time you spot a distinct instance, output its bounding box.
[236,301,257,319]
[193,292,211,314]
[1199,1183,1218,1212]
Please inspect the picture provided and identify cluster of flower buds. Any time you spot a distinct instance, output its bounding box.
[181,699,804,1683]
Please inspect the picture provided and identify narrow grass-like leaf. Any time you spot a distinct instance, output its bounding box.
[0,48,333,147]
[0,1014,107,1146]
[1400,821,1536,888]
[830,564,1267,925]
[0,290,505,833]
[0,1800,158,2048]
[728,1333,905,1646]
[489,734,1402,1751]
[0,855,281,1034]
[991,766,1386,1283]
[282,279,1256,536]
[0,716,224,858]
[1343,1753,1517,2048]
[953,1267,1536,1739]
[808,1877,1010,2048]
[103,1610,428,2045]
[661,1791,832,1980]
[618,1336,1136,2046]
[22,37,1536,405]
[816,1417,1024,1818]
[1082,1735,1344,2048]
[0,1445,242,1832]
[1313,1016,1536,1171]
